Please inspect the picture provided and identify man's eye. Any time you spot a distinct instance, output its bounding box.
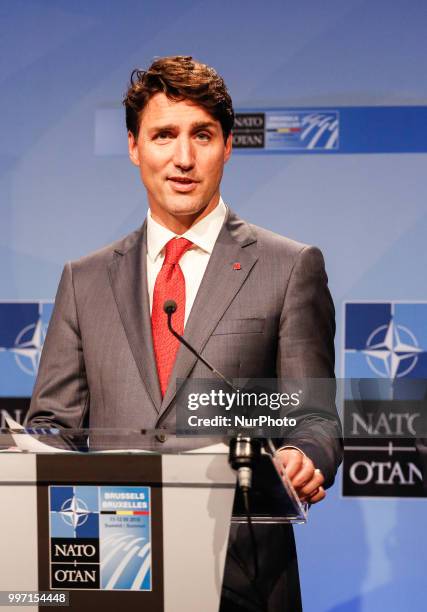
[196,132,211,141]
[155,131,172,140]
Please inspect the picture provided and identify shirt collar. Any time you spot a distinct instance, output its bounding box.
[146,197,227,262]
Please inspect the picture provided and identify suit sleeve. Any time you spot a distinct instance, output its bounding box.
[276,246,343,488]
[26,263,90,440]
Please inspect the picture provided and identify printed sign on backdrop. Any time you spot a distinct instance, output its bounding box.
[0,301,53,397]
[343,301,427,497]
[95,106,427,156]
[233,110,339,151]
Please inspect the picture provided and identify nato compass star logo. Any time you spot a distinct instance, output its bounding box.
[0,302,53,394]
[60,496,91,529]
[344,302,427,382]
[363,319,422,379]
[49,485,99,540]
[10,317,47,376]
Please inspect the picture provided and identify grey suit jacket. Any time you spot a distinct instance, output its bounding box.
[28,208,341,474]
[27,208,342,611]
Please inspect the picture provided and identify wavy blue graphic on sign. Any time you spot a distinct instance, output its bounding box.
[265,111,339,150]
[100,533,151,590]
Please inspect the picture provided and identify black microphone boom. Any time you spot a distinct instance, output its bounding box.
[162,299,263,486]
[163,299,261,581]
[163,300,235,390]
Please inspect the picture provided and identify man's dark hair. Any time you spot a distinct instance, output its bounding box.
[123,55,234,142]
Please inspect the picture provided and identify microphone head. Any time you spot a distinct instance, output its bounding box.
[163,300,177,315]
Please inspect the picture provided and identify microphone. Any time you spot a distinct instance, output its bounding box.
[163,300,261,486]
[163,300,235,390]
[163,302,280,477]
[163,299,261,580]
[163,301,278,475]
[163,299,177,315]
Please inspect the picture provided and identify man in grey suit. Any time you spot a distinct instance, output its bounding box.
[27,56,342,611]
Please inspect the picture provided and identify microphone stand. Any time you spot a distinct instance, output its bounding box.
[163,299,261,581]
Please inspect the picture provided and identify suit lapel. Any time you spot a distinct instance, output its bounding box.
[108,224,162,413]
[158,210,258,419]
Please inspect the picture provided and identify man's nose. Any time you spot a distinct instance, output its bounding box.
[172,136,195,170]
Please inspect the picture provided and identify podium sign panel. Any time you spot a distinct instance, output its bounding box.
[0,430,306,611]
[0,449,235,612]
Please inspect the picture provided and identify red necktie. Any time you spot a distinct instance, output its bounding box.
[152,237,193,396]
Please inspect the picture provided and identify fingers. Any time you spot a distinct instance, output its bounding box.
[277,448,304,481]
[291,456,319,489]
[298,467,325,498]
[277,448,326,505]
[294,464,326,505]
[305,486,326,504]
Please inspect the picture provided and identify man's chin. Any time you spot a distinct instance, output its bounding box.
[171,204,208,217]
[149,193,219,229]
[167,196,212,218]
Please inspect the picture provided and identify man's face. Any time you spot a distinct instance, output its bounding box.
[128,92,232,231]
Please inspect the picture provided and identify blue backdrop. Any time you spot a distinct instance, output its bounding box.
[1,1,427,609]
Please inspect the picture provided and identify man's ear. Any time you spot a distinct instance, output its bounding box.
[224,132,233,163]
[128,131,140,166]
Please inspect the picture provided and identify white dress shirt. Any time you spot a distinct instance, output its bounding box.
[146,197,227,326]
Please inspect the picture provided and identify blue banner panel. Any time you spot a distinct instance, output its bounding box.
[95,106,427,156]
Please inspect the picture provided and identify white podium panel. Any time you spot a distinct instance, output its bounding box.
[0,451,235,612]
[0,455,38,611]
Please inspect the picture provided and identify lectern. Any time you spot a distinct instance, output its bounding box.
[0,431,306,611]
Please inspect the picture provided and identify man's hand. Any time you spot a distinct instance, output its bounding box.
[276,448,325,504]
